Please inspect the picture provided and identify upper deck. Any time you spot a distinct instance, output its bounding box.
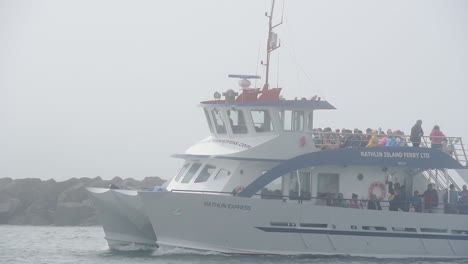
[199,86,336,141]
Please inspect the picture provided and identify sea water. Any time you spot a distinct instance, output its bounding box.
[0,225,466,264]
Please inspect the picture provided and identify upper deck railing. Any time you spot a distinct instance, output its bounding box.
[308,131,467,167]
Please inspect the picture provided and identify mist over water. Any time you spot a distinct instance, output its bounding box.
[1,225,467,264]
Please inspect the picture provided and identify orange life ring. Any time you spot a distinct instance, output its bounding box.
[368,182,387,200]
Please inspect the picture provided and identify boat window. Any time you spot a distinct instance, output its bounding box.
[211,109,226,134]
[204,109,214,133]
[307,112,314,130]
[300,223,328,228]
[280,110,304,132]
[420,228,448,233]
[317,173,339,201]
[392,227,417,232]
[289,171,311,200]
[194,164,216,183]
[261,176,283,199]
[174,163,191,182]
[362,226,387,231]
[227,109,248,134]
[451,230,468,235]
[251,110,273,132]
[181,163,202,183]
[214,169,230,180]
[270,222,296,227]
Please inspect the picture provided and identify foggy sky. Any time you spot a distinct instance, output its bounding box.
[1,0,467,181]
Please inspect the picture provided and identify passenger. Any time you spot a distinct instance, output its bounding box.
[430,125,446,149]
[460,185,468,197]
[397,185,408,211]
[340,129,351,148]
[388,182,400,197]
[336,129,343,146]
[377,132,387,146]
[322,127,340,150]
[385,130,397,147]
[326,193,337,206]
[366,130,379,147]
[351,129,364,147]
[458,190,468,215]
[410,120,424,147]
[348,193,363,209]
[342,129,360,148]
[367,194,382,210]
[444,184,459,214]
[335,193,348,207]
[409,190,422,212]
[422,183,439,213]
[394,130,407,146]
[388,181,398,211]
[313,128,323,148]
[389,183,407,211]
[444,139,455,156]
[448,139,459,161]
[363,128,373,146]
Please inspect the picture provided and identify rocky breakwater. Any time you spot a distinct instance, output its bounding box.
[0,177,165,226]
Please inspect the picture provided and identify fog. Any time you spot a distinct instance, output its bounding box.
[1,0,467,181]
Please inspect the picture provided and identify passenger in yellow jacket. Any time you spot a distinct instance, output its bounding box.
[366,130,379,147]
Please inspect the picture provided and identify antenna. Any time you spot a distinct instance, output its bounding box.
[262,0,282,91]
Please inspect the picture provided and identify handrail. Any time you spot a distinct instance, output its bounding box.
[168,188,468,215]
[307,131,467,167]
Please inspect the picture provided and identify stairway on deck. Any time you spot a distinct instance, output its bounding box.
[419,136,468,191]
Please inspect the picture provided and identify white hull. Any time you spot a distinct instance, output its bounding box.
[87,188,157,250]
[139,191,468,258]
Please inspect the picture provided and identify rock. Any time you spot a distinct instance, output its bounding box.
[0,177,167,226]
[57,182,88,204]
[0,177,13,190]
[140,177,166,188]
[0,198,21,224]
[0,178,42,208]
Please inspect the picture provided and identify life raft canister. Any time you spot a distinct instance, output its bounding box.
[368,181,387,200]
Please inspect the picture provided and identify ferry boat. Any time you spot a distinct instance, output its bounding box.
[89,0,468,257]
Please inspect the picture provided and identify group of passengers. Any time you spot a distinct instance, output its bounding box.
[388,183,468,214]
[326,192,382,210]
[442,184,468,214]
[315,127,408,150]
[410,120,449,149]
[324,183,468,214]
[315,119,452,151]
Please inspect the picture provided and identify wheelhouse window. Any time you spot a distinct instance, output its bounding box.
[211,109,226,134]
[227,109,247,134]
[281,110,304,132]
[204,109,214,133]
[181,163,202,183]
[194,164,216,183]
[251,110,273,132]
[174,163,191,182]
[214,169,230,180]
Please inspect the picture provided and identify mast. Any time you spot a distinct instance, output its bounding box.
[263,0,282,91]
